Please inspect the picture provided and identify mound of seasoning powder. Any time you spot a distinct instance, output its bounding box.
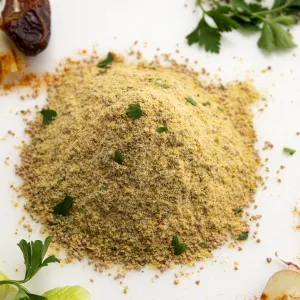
[17,59,260,269]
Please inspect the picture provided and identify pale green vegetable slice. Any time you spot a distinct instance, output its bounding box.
[43,286,91,300]
[0,271,18,300]
[261,270,300,299]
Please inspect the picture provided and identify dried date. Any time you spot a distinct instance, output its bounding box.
[1,0,51,56]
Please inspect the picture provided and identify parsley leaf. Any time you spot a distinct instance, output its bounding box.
[187,0,299,53]
[232,0,251,13]
[186,18,221,53]
[233,208,243,214]
[155,81,170,89]
[200,242,208,248]
[126,104,143,120]
[215,5,232,14]
[207,10,240,32]
[248,3,268,13]
[172,236,187,255]
[258,21,296,51]
[233,18,261,31]
[40,109,57,125]
[272,0,286,8]
[272,15,295,25]
[283,147,296,155]
[57,177,65,183]
[290,0,300,7]
[237,232,249,240]
[17,236,59,281]
[156,127,168,133]
[272,0,300,17]
[186,96,197,106]
[53,195,76,216]
[115,149,124,165]
[202,101,211,106]
[97,52,114,68]
[0,237,59,299]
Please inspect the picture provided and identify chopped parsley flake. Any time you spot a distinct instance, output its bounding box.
[54,195,76,216]
[156,127,168,133]
[186,96,197,106]
[115,149,124,165]
[200,242,208,248]
[40,109,57,125]
[97,52,114,68]
[233,208,243,214]
[237,232,249,241]
[172,236,187,255]
[283,147,296,155]
[155,82,170,89]
[126,104,143,120]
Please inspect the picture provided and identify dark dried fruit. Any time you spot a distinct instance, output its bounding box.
[1,0,51,56]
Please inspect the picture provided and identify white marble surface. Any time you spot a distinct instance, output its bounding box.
[1,0,300,299]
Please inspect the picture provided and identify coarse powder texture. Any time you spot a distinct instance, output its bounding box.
[17,60,260,269]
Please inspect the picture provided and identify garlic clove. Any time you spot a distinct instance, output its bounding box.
[261,270,300,300]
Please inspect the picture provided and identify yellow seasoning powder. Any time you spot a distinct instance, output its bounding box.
[17,60,260,270]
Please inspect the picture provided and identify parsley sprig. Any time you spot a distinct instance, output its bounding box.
[187,0,300,53]
[0,236,59,300]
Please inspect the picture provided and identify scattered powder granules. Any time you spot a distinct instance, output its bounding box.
[16,59,260,269]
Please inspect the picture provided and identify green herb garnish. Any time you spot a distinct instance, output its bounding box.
[156,127,168,133]
[57,177,65,183]
[187,0,299,53]
[0,236,59,299]
[53,195,76,216]
[237,232,249,240]
[283,147,296,155]
[115,149,124,165]
[97,52,114,68]
[186,96,197,106]
[126,104,143,120]
[203,101,211,106]
[258,20,296,51]
[200,242,208,248]
[233,208,243,214]
[40,109,57,125]
[172,236,187,255]
[187,17,222,53]
[155,82,170,89]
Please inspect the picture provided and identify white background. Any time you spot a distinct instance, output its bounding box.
[1,0,300,299]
